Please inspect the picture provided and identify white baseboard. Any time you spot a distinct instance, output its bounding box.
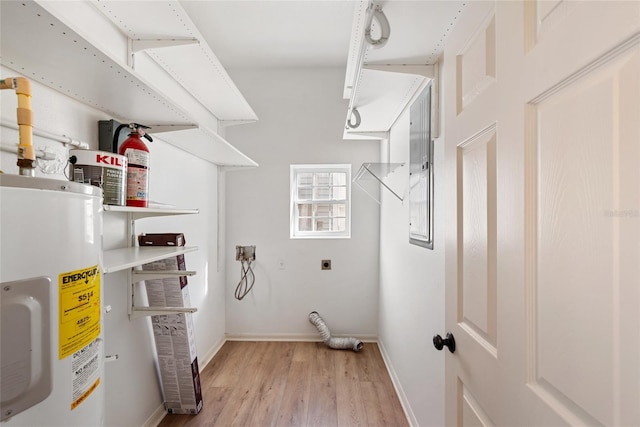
[225,332,378,343]
[199,336,227,369]
[142,404,167,427]
[377,338,418,427]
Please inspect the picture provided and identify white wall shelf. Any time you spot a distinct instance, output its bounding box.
[343,1,465,140]
[103,205,199,319]
[103,205,199,221]
[0,0,257,167]
[103,246,197,274]
[92,0,257,124]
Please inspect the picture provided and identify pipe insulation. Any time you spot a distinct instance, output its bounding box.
[0,77,35,175]
[308,311,364,352]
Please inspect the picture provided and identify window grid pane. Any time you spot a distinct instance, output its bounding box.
[298,218,312,231]
[292,166,350,237]
[299,173,347,201]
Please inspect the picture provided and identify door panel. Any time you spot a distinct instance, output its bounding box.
[459,380,496,427]
[456,14,496,114]
[525,44,640,427]
[458,125,497,353]
[445,1,640,425]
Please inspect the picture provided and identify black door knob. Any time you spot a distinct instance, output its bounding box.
[433,332,456,353]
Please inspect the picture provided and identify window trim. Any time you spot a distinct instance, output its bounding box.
[290,164,351,239]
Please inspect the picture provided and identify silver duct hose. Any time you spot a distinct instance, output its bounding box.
[308,311,364,352]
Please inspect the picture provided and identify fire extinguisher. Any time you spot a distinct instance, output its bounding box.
[113,123,152,208]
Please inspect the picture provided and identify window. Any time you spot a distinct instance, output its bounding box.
[290,164,351,239]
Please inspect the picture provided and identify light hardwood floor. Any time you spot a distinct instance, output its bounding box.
[158,341,409,427]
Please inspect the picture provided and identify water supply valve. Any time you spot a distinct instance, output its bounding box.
[235,245,256,262]
[234,246,256,300]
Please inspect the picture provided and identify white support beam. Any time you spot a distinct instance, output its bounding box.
[431,62,440,138]
[362,64,436,79]
[219,119,259,128]
[344,131,390,140]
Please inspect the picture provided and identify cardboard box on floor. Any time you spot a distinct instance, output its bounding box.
[138,233,203,415]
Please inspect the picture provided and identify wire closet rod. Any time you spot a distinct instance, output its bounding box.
[1,119,90,149]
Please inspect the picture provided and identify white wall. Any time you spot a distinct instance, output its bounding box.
[1,65,225,426]
[224,68,381,340]
[377,81,446,426]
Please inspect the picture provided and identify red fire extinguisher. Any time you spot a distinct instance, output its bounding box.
[115,123,152,208]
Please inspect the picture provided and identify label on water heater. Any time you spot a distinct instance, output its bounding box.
[58,265,101,360]
[124,148,149,203]
[71,339,101,410]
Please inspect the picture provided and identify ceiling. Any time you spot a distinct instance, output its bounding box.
[180,1,357,69]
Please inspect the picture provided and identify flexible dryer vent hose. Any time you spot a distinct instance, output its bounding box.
[308,311,364,352]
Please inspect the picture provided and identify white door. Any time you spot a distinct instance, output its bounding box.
[443,1,640,425]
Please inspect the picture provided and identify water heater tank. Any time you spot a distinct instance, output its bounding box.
[0,174,104,425]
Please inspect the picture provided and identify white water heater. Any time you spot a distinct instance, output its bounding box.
[0,174,105,425]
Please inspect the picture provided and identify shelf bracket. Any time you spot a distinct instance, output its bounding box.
[130,306,198,320]
[148,124,198,133]
[129,270,198,319]
[353,162,406,204]
[131,270,196,282]
[127,37,199,68]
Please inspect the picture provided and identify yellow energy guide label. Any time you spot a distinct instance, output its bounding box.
[59,265,101,359]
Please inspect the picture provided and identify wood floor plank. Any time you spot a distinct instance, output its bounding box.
[245,342,295,426]
[292,340,316,362]
[214,341,275,426]
[307,343,338,427]
[157,341,408,427]
[357,343,383,383]
[362,344,408,426]
[275,360,312,426]
[208,340,256,388]
[335,350,367,426]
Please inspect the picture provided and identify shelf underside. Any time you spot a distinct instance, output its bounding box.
[93,0,257,123]
[103,246,197,274]
[1,1,188,125]
[345,69,426,138]
[343,1,466,139]
[103,205,199,219]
